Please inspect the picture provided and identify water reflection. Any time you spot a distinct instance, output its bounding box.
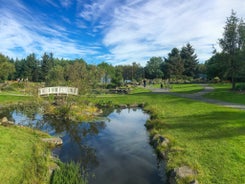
[1,106,166,184]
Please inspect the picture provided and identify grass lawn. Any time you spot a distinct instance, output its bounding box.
[0,94,34,105]
[170,83,204,94]
[204,83,245,105]
[87,92,245,184]
[0,126,51,184]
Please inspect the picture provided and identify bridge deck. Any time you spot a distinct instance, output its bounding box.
[38,86,78,96]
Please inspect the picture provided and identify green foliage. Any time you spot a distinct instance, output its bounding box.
[50,161,87,184]
[0,53,15,81]
[205,52,229,80]
[218,10,245,89]
[163,48,184,79]
[145,57,164,79]
[180,43,198,78]
[235,83,245,90]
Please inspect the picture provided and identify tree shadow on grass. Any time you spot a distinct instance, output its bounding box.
[165,111,245,140]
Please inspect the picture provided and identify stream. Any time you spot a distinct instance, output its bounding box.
[2,107,167,184]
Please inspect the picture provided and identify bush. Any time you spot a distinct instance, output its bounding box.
[50,161,87,184]
[235,83,245,91]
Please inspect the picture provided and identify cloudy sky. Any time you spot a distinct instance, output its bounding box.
[0,0,245,65]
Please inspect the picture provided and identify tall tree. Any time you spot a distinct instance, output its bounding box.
[219,10,245,89]
[41,52,54,82]
[97,62,115,85]
[163,48,184,79]
[0,54,15,81]
[25,53,40,82]
[144,57,164,79]
[180,43,198,78]
[205,52,229,80]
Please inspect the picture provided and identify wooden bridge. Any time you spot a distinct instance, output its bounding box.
[38,86,78,96]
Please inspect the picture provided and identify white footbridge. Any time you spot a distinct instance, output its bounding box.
[38,86,78,96]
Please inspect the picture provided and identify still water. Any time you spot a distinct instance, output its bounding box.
[6,107,166,184]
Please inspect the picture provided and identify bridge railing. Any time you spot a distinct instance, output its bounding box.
[38,86,79,96]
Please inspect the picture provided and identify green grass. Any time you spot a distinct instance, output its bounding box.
[1,83,245,184]
[204,83,245,105]
[50,161,87,184]
[170,84,204,94]
[0,94,34,105]
[86,92,245,184]
[0,126,51,184]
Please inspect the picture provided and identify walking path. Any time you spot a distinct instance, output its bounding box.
[151,84,245,110]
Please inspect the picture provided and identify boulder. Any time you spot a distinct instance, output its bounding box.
[169,166,198,184]
[1,117,14,126]
[1,117,8,123]
[42,137,63,146]
[151,134,169,148]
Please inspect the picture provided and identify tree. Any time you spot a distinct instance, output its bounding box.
[46,65,65,86]
[205,52,229,80]
[180,43,198,78]
[26,53,41,82]
[111,66,123,87]
[41,52,55,82]
[219,10,245,89]
[144,57,164,79]
[0,53,15,82]
[163,48,184,79]
[97,62,115,85]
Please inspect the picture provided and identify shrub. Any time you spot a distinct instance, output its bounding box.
[235,83,245,91]
[50,161,87,184]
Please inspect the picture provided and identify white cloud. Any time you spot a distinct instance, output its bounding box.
[1,0,245,65]
[0,1,99,60]
[102,0,245,65]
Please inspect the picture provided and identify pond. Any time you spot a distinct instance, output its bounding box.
[3,107,167,184]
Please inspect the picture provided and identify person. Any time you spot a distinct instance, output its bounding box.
[160,83,163,88]
[143,79,146,87]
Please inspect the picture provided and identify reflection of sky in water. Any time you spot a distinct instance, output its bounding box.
[7,108,166,184]
[83,108,166,184]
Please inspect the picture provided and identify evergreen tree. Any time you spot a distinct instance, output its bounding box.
[164,48,184,79]
[180,43,198,78]
[219,10,245,89]
[41,52,54,82]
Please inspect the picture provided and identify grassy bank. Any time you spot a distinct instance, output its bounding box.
[204,83,245,105]
[0,125,52,184]
[0,95,33,104]
[87,92,245,184]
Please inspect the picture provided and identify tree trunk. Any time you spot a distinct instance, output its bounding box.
[231,74,236,90]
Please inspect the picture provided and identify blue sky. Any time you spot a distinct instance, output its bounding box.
[1,0,245,65]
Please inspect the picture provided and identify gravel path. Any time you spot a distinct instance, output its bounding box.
[151,85,245,110]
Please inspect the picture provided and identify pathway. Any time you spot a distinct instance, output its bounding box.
[151,84,245,110]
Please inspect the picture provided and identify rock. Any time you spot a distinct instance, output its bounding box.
[190,179,199,184]
[1,117,14,126]
[1,117,8,123]
[169,166,198,184]
[42,137,63,146]
[129,104,139,108]
[119,104,128,108]
[151,134,169,148]
[159,151,168,159]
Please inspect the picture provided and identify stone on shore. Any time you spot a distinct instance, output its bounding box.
[42,137,63,146]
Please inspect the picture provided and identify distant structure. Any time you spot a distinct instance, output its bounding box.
[38,86,78,96]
